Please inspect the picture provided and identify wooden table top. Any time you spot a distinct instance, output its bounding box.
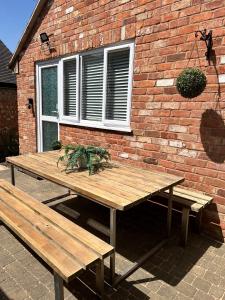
[7,151,184,211]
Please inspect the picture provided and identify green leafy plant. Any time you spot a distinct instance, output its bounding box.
[51,140,62,150]
[176,68,207,98]
[57,144,111,175]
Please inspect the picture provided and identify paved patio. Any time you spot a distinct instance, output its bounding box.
[0,166,225,300]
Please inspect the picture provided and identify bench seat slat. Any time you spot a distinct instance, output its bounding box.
[0,180,114,284]
[162,186,213,212]
[0,180,113,259]
[172,187,212,203]
[0,189,99,268]
[0,201,82,282]
[172,192,209,206]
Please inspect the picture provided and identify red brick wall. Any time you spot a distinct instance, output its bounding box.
[0,86,17,132]
[0,86,18,159]
[16,0,225,240]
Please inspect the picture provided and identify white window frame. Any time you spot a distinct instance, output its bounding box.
[59,55,79,123]
[79,48,105,128]
[103,42,134,130]
[36,59,60,152]
[40,42,134,133]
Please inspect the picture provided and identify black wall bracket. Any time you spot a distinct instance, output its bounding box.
[195,29,213,62]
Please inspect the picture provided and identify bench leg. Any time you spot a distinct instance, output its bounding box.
[11,165,15,186]
[181,207,190,247]
[54,272,64,300]
[110,208,116,284]
[96,260,104,299]
[195,210,202,234]
[167,187,173,237]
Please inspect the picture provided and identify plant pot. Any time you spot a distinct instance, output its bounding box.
[77,156,88,170]
[176,68,207,99]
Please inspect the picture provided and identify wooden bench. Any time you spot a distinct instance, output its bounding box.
[0,180,113,300]
[159,186,213,246]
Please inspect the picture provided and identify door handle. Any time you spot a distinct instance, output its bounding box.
[52,110,59,117]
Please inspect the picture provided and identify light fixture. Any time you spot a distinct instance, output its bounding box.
[40,32,51,52]
[26,98,33,109]
[40,32,49,43]
[195,29,213,62]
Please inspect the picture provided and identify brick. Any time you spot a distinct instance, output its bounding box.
[143,157,158,165]
[169,125,187,133]
[214,7,225,18]
[158,284,177,298]
[190,11,213,23]
[194,290,215,300]
[169,140,184,148]
[176,281,197,298]
[204,0,224,10]
[123,16,136,26]
[167,53,186,62]
[65,6,74,14]
[156,79,174,87]
[193,277,212,293]
[171,0,191,11]
[179,149,197,158]
[209,285,224,299]
[162,102,179,109]
[219,74,225,83]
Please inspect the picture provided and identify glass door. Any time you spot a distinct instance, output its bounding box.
[38,63,59,152]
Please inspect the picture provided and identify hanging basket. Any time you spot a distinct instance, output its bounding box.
[176,68,207,99]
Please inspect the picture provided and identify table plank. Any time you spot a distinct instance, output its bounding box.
[7,155,134,209]
[30,151,183,195]
[43,151,184,191]
[7,151,184,210]
[29,153,148,198]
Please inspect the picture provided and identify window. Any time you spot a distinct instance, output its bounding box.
[59,42,134,131]
[105,48,130,122]
[63,59,77,117]
[81,53,104,122]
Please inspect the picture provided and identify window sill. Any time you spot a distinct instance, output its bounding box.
[59,120,132,133]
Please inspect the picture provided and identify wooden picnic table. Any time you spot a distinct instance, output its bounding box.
[7,151,184,285]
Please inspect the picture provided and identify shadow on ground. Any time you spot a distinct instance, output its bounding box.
[0,288,10,300]
[54,195,222,299]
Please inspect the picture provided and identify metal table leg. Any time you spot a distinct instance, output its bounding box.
[96,259,104,299]
[167,187,173,237]
[54,272,64,300]
[10,165,15,186]
[109,188,175,287]
[110,208,116,284]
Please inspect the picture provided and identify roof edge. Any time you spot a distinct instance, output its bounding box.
[9,0,48,69]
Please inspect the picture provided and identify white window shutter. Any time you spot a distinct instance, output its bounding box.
[106,49,130,122]
[81,53,104,121]
[63,59,77,117]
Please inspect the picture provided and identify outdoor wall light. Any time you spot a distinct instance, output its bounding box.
[40,32,49,43]
[195,29,213,62]
[40,32,51,52]
[26,98,33,109]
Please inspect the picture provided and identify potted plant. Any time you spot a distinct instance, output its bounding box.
[51,140,62,150]
[176,67,207,98]
[57,144,111,175]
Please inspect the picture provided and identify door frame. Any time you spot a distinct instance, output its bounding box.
[36,60,60,152]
